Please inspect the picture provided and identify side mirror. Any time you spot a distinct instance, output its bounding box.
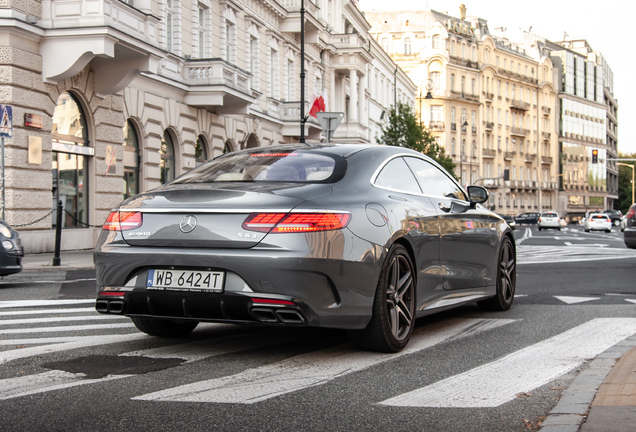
[467,185,489,206]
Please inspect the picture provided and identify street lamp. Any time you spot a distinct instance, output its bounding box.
[418,79,434,127]
[460,115,468,185]
[618,162,635,205]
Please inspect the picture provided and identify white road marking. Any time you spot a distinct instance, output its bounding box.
[626,299,636,305]
[122,328,307,362]
[0,308,97,316]
[0,315,124,326]
[0,370,130,401]
[0,333,147,364]
[133,318,516,404]
[379,318,636,408]
[0,300,95,309]
[517,245,636,264]
[0,323,135,335]
[554,296,601,304]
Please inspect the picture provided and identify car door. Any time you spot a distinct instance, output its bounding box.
[372,156,443,297]
[404,157,501,291]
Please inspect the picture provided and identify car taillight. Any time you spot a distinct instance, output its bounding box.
[628,209,636,219]
[103,211,142,231]
[242,212,350,233]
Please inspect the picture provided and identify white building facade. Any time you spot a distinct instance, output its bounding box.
[0,0,415,253]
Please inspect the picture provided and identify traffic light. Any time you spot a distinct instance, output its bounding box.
[592,149,598,163]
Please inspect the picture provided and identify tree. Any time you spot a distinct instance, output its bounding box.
[618,152,635,213]
[376,101,456,178]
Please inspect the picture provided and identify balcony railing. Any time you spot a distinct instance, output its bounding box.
[510,99,530,111]
[542,106,551,115]
[429,121,445,131]
[184,60,250,93]
[483,148,496,157]
[510,127,529,137]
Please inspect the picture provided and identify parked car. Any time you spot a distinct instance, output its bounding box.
[498,214,516,230]
[624,203,636,249]
[94,143,516,353]
[620,214,628,232]
[514,212,540,225]
[603,209,623,227]
[584,213,612,233]
[537,211,561,231]
[0,219,24,276]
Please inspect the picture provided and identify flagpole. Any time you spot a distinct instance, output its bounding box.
[299,0,306,143]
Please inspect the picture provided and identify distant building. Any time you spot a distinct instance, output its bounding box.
[1,0,415,252]
[363,6,559,216]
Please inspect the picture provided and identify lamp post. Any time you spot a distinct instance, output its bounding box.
[418,79,434,127]
[299,0,306,143]
[618,162,635,204]
[460,114,468,186]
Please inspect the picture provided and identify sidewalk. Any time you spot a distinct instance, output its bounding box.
[16,249,636,431]
[21,248,96,271]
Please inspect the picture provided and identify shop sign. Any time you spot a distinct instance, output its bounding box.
[446,19,475,38]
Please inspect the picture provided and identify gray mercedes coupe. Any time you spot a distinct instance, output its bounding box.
[95,143,516,352]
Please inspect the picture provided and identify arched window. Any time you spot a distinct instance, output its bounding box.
[432,34,440,49]
[52,92,91,228]
[404,37,411,55]
[223,140,233,154]
[160,130,176,184]
[123,119,140,200]
[195,135,208,166]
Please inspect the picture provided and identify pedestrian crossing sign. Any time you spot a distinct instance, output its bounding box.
[0,104,12,138]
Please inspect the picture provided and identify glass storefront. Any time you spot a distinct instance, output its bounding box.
[51,93,91,228]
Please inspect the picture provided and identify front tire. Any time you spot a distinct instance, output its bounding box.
[349,244,416,353]
[478,236,516,311]
[131,317,198,337]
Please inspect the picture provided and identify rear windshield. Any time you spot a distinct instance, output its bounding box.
[542,212,558,217]
[172,150,344,184]
[591,215,608,220]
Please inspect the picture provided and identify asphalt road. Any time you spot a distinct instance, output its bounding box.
[1,225,635,432]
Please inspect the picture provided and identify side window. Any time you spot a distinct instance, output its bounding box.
[403,157,467,201]
[374,157,421,195]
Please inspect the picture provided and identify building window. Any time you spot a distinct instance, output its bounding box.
[197,6,207,58]
[286,59,295,101]
[195,135,208,167]
[404,37,411,55]
[432,34,440,49]
[52,92,91,229]
[166,0,174,51]
[225,22,236,64]
[269,49,279,98]
[123,119,140,200]
[160,130,176,184]
[382,37,389,52]
[430,71,440,91]
[249,35,259,91]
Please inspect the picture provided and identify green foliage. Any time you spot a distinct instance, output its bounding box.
[618,152,635,212]
[376,102,456,178]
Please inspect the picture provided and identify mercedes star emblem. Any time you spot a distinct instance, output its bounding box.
[179,215,197,233]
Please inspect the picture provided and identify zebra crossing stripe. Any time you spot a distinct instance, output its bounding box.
[379,318,636,408]
[133,318,516,404]
[0,370,130,401]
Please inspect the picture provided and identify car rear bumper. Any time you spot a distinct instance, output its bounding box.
[95,238,385,330]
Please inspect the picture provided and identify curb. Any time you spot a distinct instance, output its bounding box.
[539,335,636,431]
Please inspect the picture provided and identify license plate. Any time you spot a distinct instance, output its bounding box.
[147,269,224,292]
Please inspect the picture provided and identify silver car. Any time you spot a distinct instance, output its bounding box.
[537,211,561,231]
[95,144,516,352]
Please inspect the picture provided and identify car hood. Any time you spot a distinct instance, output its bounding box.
[116,183,333,248]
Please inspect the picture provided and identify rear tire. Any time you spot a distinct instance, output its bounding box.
[478,236,516,311]
[131,317,198,337]
[349,244,416,353]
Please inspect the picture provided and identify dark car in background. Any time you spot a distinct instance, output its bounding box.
[0,219,24,276]
[94,143,516,353]
[603,209,623,227]
[514,212,540,225]
[624,203,636,249]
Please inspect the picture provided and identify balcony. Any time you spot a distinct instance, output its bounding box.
[482,148,496,158]
[510,99,530,111]
[484,121,494,131]
[542,106,551,115]
[329,33,370,73]
[483,92,494,102]
[510,127,529,137]
[541,156,553,164]
[429,121,445,131]
[504,151,515,160]
[524,154,536,163]
[451,123,457,131]
[183,60,255,113]
[40,0,162,94]
[542,132,551,140]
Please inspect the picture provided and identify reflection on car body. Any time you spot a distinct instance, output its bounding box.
[95,144,516,353]
[624,203,636,249]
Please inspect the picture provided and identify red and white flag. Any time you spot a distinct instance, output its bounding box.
[309,91,326,118]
